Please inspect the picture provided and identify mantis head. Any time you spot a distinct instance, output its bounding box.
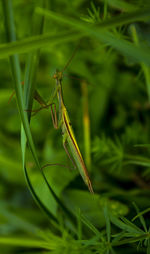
[53,69,63,82]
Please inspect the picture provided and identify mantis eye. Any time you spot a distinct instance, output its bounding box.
[53,74,57,79]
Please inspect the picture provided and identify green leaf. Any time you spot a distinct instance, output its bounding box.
[103,204,111,243]
[103,0,138,12]
[62,190,128,228]
[0,203,40,235]
[112,233,150,246]
[0,236,51,249]
[0,32,82,59]
[132,207,150,226]
[110,214,144,234]
[36,7,150,66]
[132,203,147,232]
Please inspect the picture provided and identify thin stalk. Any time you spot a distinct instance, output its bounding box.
[81,80,91,171]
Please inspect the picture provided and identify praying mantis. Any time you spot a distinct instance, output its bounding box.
[28,49,94,193]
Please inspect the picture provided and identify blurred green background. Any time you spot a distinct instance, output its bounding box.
[0,0,150,253]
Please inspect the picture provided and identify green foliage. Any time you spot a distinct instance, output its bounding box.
[0,0,150,253]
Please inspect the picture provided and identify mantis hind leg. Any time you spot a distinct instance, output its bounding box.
[63,134,76,170]
[50,103,59,129]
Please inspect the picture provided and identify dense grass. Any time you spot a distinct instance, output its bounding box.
[0,0,150,253]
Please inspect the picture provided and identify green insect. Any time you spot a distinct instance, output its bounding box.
[22,48,94,193]
[52,70,94,193]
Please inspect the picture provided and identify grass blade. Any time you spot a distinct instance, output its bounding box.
[0,237,51,249]
[0,32,82,59]
[2,0,77,228]
[36,8,150,66]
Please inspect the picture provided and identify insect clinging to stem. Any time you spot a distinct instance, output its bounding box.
[46,46,94,193]
[10,44,94,193]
